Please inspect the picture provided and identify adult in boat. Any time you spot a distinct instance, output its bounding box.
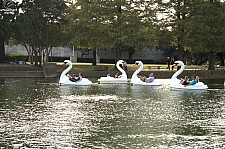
[146,73,155,83]
[130,61,162,86]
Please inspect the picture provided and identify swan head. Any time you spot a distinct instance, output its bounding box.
[172,61,184,67]
[133,61,143,66]
[62,60,72,66]
[117,60,125,65]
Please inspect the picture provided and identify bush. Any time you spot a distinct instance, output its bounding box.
[5,53,27,62]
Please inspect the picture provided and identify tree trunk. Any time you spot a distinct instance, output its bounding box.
[92,49,96,66]
[30,48,34,64]
[34,51,38,65]
[114,48,121,70]
[177,44,184,61]
[0,40,4,63]
[128,48,135,63]
[208,50,215,70]
[176,0,185,62]
[39,51,42,66]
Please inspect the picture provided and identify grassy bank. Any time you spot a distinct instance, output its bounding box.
[56,62,225,79]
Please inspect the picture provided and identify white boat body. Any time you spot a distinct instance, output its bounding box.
[59,60,92,86]
[97,60,128,84]
[170,61,208,90]
[130,61,162,86]
[97,77,127,84]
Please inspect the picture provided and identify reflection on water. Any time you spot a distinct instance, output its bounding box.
[0,78,225,148]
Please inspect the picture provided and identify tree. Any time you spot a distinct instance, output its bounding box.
[66,0,157,66]
[183,0,225,70]
[0,1,18,63]
[154,0,190,61]
[12,0,68,65]
[154,0,225,70]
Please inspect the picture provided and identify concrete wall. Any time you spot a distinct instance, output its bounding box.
[5,45,166,63]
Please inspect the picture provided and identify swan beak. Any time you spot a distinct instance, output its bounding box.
[133,64,137,66]
[62,63,66,66]
[173,64,177,66]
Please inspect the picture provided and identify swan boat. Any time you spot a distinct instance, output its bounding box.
[97,60,128,84]
[130,61,162,86]
[59,60,92,85]
[170,61,208,90]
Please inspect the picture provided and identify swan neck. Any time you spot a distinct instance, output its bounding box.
[61,63,72,77]
[171,64,184,80]
[132,64,143,79]
[116,62,126,75]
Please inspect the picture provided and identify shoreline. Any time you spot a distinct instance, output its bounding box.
[0,64,224,79]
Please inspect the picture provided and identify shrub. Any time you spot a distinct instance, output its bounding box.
[5,53,27,62]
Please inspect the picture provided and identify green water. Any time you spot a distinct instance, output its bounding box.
[0,78,224,148]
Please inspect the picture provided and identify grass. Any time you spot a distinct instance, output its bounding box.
[56,62,225,71]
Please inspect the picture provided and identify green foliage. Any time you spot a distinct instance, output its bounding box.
[0,1,19,63]
[5,53,26,61]
[11,0,68,64]
[183,1,225,52]
[154,0,225,69]
[65,0,158,52]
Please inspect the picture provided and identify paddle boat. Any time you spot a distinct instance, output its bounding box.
[170,61,208,89]
[59,60,92,85]
[97,60,128,84]
[130,61,162,86]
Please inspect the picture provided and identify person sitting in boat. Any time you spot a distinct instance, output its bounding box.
[180,77,184,84]
[67,73,76,82]
[115,72,122,78]
[188,76,197,86]
[196,76,200,83]
[68,73,82,82]
[146,73,155,83]
[182,76,189,85]
[67,74,72,78]
[74,73,82,82]
[67,74,75,82]
[115,72,119,78]
[137,75,146,82]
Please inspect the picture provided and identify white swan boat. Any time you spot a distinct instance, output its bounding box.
[130,61,162,86]
[59,60,92,86]
[170,61,208,89]
[97,60,128,84]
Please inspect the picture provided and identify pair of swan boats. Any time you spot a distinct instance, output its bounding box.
[59,60,208,90]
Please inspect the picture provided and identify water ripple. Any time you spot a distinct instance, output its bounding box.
[0,78,225,148]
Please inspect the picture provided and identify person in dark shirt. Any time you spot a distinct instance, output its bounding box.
[166,57,170,70]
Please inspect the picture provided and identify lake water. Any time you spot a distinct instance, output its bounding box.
[0,78,225,148]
